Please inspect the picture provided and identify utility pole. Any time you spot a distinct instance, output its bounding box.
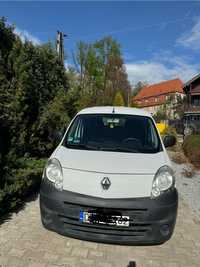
[56,31,67,65]
[127,90,130,107]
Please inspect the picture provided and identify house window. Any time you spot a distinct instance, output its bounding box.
[193,96,200,106]
[155,98,158,102]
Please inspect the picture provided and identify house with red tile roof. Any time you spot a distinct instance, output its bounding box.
[133,78,185,118]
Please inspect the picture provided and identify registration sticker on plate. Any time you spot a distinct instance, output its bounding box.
[79,211,130,227]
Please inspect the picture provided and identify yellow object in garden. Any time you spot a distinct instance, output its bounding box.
[156,123,168,134]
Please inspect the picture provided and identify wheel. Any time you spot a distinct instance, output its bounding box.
[127,261,136,267]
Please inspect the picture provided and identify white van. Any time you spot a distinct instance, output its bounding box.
[40,106,178,245]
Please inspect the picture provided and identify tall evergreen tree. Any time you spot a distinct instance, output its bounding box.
[0,18,70,188]
[113,91,125,106]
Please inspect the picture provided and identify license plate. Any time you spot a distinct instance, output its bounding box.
[80,211,130,227]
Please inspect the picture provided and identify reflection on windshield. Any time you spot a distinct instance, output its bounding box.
[64,114,162,154]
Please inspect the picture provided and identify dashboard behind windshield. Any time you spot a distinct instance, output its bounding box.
[63,114,162,154]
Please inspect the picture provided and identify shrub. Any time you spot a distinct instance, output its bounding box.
[171,152,187,164]
[183,135,200,168]
[113,91,125,106]
[0,157,46,216]
[162,126,177,137]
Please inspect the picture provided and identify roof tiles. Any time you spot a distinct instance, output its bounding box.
[134,78,184,100]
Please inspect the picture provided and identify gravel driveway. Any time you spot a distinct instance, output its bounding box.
[169,151,200,217]
[0,153,200,267]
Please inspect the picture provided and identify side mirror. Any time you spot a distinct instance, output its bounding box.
[163,135,176,148]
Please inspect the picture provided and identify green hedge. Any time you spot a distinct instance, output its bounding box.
[0,158,46,216]
[183,135,200,168]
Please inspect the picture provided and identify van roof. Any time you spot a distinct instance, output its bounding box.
[78,106,151,117]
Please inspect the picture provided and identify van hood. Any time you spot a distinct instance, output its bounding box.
[53,145,168,175]
[52,145,170,198]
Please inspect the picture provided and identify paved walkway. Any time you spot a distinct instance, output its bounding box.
[0,194,200,267]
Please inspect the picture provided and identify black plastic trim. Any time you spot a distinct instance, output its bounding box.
[40,178,178,245]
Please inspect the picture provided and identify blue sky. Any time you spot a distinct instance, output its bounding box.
[1,1,200,85]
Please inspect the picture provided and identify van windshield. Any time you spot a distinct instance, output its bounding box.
[64,114,162,154]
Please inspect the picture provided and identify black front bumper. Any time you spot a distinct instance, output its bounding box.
[40,179,178,245]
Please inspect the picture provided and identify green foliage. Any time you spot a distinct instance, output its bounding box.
[0,18,69,213]
[0,158,46,216]
[132,81,147,97]
[174,95,187,119]
[113,91,125,106]
[8,42,69,157]
[37,89,70,153]
[0,18,69,160]
[153,108,167,122]
[183,135,200,168]
[162,126,177,137]
[0,18,132,214]
[73,36,131,108]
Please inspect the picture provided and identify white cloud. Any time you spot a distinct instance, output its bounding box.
[126,56,199,85]
[177,17,200,50]
[14,27,41,45]
[64,60,73,70]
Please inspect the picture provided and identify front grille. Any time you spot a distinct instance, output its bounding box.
[57,201,152,237]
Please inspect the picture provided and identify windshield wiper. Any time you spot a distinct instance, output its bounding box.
[66,143,98,150]
[66,143,139,153]
[99,146,139,153]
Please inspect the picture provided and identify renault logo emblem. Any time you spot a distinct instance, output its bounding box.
[101,177,111,190]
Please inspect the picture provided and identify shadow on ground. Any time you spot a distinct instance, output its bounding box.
[0,191,39,225]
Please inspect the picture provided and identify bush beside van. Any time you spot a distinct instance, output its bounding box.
[0,158,45,216]
[183,135,200,168]
[162,126,177,137]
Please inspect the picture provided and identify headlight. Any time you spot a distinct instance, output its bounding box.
[45,158,63,190]
[151,165,175,198]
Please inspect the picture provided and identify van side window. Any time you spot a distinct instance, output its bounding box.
[68,118,84,144]
[147,120,158,148]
